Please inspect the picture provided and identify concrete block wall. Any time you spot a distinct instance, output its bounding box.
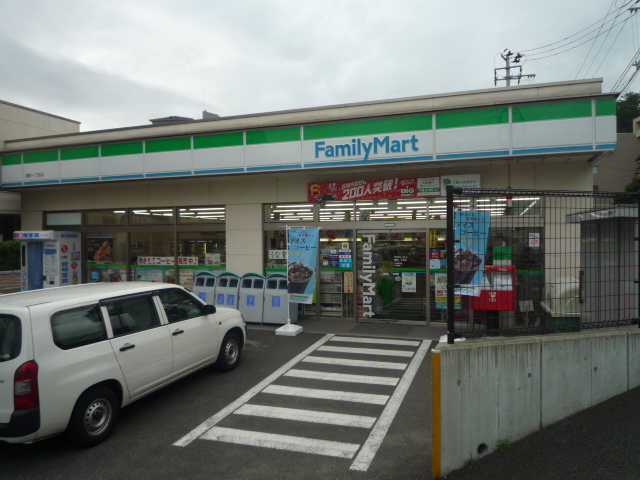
[431,327,640,478]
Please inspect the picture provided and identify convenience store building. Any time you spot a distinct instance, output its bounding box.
[0,78,617,325]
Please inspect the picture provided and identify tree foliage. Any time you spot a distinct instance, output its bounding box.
[616,92,640,133]
[0,241,20,271]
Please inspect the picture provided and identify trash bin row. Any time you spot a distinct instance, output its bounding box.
[191,271,298,325]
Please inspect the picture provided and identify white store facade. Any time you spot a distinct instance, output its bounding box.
[0,79,617,325]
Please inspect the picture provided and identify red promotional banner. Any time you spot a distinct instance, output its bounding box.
[307,177,439,201]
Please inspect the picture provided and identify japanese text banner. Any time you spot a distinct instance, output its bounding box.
[287,227,320,304]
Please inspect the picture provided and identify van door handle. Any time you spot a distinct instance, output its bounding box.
[172,329,184,336]
[119,343,135,351]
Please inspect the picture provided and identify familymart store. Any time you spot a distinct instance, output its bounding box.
[1,79,617,325]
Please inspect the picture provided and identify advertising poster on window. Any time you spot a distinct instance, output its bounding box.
[287,227,320,304]
[87,238,113,263]
[401,272,417,293]
[454,210,490,296]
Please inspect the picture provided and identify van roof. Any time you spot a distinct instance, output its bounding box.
[0,282,176,308]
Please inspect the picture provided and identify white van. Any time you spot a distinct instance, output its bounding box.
[0,282,246,447]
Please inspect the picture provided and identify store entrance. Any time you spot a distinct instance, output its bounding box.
[356,230,427,325]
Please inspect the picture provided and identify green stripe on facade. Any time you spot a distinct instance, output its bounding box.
[512,100,592,123]
[23,150,58,164]
[595,98,616,116]
[246,127,300,145]
[60,145,100,160]
[1,153,21,166]
[101,142,143,157]
[193,132,243,149]
[145,137,191,153]
[436,108,508,129]
[304,115,432,140]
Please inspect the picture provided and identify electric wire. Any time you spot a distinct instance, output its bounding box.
[591,15,632,77]
[520,0,636,55]
[576,0,619,79]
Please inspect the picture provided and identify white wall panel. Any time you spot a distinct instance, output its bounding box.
[245,142,302,168]
[60,158,99,179]
[23,161,59,183]
[436,124,509,155]
[193,146,244,171]
[513,118,593,150]
[144,150,192,174]
[2,165,23,184]
[595,116,616,145]
[100,154,144,177]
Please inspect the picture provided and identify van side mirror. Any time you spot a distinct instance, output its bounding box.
[203,304,216,315]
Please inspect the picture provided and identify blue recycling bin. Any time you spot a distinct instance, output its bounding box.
[214,272,240,309]
[191,271,217,305]
[239,273,266,324]
[263,273,298,324]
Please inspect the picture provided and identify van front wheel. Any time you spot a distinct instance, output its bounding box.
[66,386,119,447]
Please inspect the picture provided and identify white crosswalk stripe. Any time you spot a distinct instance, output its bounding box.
[284,369,400,386]
[175,334,432,473]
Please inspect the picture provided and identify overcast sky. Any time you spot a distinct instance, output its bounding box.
[1,0,639,132]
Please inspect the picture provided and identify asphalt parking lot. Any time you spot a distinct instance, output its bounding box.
[0,328,434,480]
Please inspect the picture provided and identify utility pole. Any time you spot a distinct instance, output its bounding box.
[494,49,536,86]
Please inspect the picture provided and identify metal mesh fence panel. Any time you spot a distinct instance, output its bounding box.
[446,187,639,342]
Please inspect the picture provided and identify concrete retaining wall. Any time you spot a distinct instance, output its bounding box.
[430,327,640,478]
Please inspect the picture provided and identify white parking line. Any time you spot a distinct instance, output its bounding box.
[201,427,360,459]
[263,385,389,405]
[350,340,432,472]
[302,355,408,370]
[173,334,335,447]
[285,369,400,386]
[234,404,377,428]
[331,336,421,347]
[318,345,415,357]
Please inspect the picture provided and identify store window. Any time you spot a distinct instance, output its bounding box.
[178,207,225,224]
[130,231,176,283]
[264,204,315,222]
[86,232,128,282]
[177,231,226,288]
[130,208,175,225]
[264,230,287,272]
[45,211,82,226]
[86,209,126,226]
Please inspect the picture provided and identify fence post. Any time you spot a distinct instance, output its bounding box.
[446,185,455,344]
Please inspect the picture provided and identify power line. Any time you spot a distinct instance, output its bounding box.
[576,0,618,79]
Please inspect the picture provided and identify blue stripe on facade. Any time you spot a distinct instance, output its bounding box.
[101,174,145,180]
[436,150,510,160]
[595,143,616,149]
[512,145,593,154]
[308,155,434,168]
[246,164,303,171]
[61,177,100,183]
[23,179,61,185]
[193,168,245,174]
[145,171,192,177]
[3,182,23,186]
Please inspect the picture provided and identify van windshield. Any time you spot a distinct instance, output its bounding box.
[0,315,21,362]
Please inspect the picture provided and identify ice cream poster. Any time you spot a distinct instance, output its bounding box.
[453,210,490,296]
[287,227,320,304]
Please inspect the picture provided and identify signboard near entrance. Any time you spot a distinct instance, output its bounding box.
[307,176,441,201]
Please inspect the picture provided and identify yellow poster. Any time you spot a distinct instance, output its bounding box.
[344,272,353,293]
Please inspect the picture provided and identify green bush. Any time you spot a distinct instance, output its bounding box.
[0,240,20,271]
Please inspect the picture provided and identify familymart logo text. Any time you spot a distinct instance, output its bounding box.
[314,135,419,161]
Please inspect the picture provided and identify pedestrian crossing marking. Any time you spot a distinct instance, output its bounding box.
[331,336,421,347]
[234,404,377,428]
[303,355,408,370]
[263,385,389,405]
[201,427,360,459]
[285,369,400,386]
[318,345,415,357]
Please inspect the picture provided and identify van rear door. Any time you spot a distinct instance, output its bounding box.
[0,309,36,435]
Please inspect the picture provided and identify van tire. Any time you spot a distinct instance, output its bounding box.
[215,332,241,372]
[66,386,119,447]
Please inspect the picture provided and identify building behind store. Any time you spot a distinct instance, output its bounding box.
[0,79,620,325]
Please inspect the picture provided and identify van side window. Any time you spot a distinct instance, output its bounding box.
[105,295,161,337]
[156,289,205,323]
[0,315,21,361]
[51,305,107,350]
